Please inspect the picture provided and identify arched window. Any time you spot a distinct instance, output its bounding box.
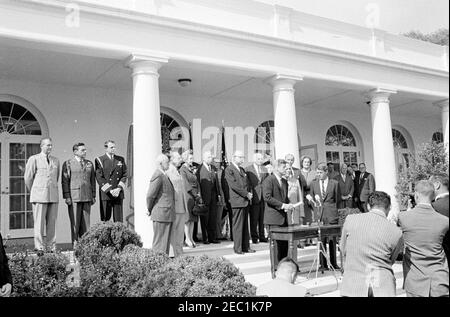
[160,112,185,154]
[325,124,360,173]
[255,120,274,157]
[392,128,410,173]
[432,131,444,144]
[1,97,47,238]
[0,102,42,135]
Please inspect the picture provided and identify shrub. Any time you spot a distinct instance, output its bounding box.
[9,251,72,297]
[74,222,142,266]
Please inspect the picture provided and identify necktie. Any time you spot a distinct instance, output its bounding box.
[81,159,85,169]
[46,156,50,165]
[321,180,326,200]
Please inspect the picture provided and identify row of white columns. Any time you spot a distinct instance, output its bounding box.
[125,54,449,247]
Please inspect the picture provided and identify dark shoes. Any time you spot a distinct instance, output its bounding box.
[203,240,210,245]
[235,251,245,255]
[243,249,256,253]
[259,238,268,243]
[252,239,259,244]
[209,240,220,244]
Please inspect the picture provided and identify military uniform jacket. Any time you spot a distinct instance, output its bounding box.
[24,153,60,203]
[62,158,96,203]
[95,154,127,201]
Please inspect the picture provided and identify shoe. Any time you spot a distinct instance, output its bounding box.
[203,241,210,245]
[243,249,256,253]
[319,265,329,271]
[259,238,268,243]
[235,251,244,255]
[209,240,220,244]
[252,239,259,244]
[332,264,341,270]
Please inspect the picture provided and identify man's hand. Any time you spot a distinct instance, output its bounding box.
[65,198,72,206]
[247,192,253,200]
[110,188,121,197]
[0,283,12,297]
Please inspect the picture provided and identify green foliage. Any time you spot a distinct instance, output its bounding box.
[10,222,256,297]
[403,28,449,46]
[8,251,72,297]
[396,142,449,208]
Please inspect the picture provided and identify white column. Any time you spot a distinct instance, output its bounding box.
[267,74,302,168]
[434,99,449,154]
[367,88,399,221]
[126,54,168,248]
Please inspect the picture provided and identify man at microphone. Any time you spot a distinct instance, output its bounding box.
[308,163,340,270]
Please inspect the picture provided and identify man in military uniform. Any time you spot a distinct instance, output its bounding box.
[95,140,127,222]
[62,143,96,245]
[24,137,60,253]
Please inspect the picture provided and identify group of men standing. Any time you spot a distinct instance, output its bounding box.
[23,138,127,254]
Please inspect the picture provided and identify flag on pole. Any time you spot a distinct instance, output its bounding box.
[220,120,228,169]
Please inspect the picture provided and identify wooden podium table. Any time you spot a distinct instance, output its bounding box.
[268,224,342,278]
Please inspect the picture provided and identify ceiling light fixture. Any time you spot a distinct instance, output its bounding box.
[178,78,192,87]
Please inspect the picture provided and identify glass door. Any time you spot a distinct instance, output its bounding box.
[0,136,40,238]
[326,149,359,172]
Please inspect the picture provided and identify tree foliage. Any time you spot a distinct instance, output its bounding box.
[403,28,449,46]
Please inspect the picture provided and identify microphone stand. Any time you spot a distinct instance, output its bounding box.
[307,200,339,289]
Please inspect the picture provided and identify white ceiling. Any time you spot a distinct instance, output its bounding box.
[0,44,441,117]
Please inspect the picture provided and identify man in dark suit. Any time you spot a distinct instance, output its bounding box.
[197,151,221,244]
[356,163,375,213]
[146,154,175,255]
[263,159,293,262]
[246,153,268,244]
[285,154,301,180]
[0,232,12,297]
[335,163,354,209]
[307,162,341,270]
[95,140,127,222]
[398,180,449,297]
[62,143,96,246]
[225,151,254,254]
[430,174,449,262]
[350,163,360,208]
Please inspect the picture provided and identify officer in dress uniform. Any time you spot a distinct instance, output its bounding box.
[61,143,96,245]
[95,140,127,222]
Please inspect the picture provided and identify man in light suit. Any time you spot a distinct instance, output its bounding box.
[257,257,308,297]
[357,163,375,213]
[147,154,175,255]
[246,152,268,244]
[263,159,293,263]
[399,180,449,297]
[24,137,60,253]
[225,151,254,254]
[307,162,340,270]
[430,174,449,261]
[340,191,403,297]
[62,143,96,246]
[335,163,354,209]
[95,140,127,222]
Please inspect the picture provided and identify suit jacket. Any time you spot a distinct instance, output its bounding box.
[262,174,289,226]
[179,164,200,214]
[146,169,175,223]
[166,164,188,215]
[245,164,268,204]
[335,173,354,202]
[399,204,449,297]
[95,154,127,201]
[61,158,96,203]
[340,210,403,297]
[352,170,360,199]
[358,172,375,202]
[432,194,450,262]
[224,163,250,208]
[0,233,12,288]
[309,178,340,225]
[196,163,220,206]
[24,153,60,203]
